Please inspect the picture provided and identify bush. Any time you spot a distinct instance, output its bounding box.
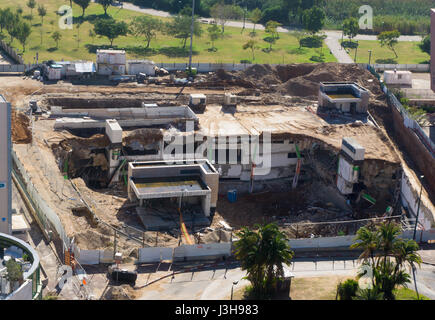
[300,35,324,48]
[337,279,359,300]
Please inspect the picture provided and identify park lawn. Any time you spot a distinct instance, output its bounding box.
[232,277,431,300]
[344,40,430,64]
[0,0,336,64]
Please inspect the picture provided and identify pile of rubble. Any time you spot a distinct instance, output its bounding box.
[195,63,383,100]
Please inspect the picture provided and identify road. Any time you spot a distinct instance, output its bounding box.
[138,255,435,300]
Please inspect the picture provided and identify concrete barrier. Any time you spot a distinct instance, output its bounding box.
[138,247,173,263]
[173,243,232,262]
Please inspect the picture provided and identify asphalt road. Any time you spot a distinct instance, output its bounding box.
[138,256,435,300]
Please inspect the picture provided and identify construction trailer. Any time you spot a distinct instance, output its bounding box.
[0,95,11,234]
[318,82,370,113]
[96,49,126,76]
[126,60,156,76]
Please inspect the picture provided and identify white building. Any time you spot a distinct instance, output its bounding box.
[0,95,11,235]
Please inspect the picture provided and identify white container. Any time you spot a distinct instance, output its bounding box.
[105,119,122,144]
[337,175,354,195]
[337,156,359,183]
[341,137,365,161]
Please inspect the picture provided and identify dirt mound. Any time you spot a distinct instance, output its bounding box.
[240,64,281,85]
[11,111,32,144]
[274,64,317,82]
[278,63,383,98]
[103,285,135,300]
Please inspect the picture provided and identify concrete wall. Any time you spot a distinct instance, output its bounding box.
[401,171,435,230]
[391,104,435,200]
[173,243,232,262]
[138,247,173,263]
[0,96,11,234]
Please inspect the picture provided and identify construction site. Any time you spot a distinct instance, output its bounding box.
[2,60,435,300]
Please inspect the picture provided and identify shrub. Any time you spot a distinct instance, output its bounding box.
[337,279,359,300]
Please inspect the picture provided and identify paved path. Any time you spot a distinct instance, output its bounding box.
[324,34,354,63]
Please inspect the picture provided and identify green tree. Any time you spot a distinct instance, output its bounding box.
[377,30,400,58]
[129,15,162,49]
[301,6,325,35]
[5,11,21,44]
[15,20,32,51]
[93,18,128,46]
[73,0,91,17]
[5,259,23,283]
[336,279,359,300]
[26,0,36,20]
[234,223,294,298]
[165,14,202,49]
[418,34,430,55]
[351,222,422,300]
[354,287,384,300]
[99,0,112,16]
[342,17,359,42]
[243,39,258,61]
[37,4,47,25]
[51,31,62,48]
[0,8,14,35]
[210,2,240,34]
[207,24,221,51]
[250,8,262,34]
[263,20,281,51]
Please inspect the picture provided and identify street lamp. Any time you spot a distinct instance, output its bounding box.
[368,50,372,65]
[412,175,424,241]
[188,0,196,74]
[230,280,239,300]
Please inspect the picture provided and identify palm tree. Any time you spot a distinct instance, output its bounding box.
[351,222,421,300]
[354,288,384,300]
[234,223,294,298]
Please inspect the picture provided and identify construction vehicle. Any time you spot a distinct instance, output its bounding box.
[29,100,42,115]
[136,72,147,84]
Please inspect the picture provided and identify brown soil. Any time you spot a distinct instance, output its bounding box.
[196,63,383,100]
[11,110,32,144]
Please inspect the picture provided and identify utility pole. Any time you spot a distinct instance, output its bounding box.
[368,50,372,65]
[412,175,424,241]
[188,0,196,73]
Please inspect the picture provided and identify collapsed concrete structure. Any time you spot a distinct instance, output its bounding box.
[10,62,435,256]
[318,82,370,113]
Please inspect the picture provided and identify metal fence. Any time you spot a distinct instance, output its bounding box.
[358,63,430,72]
[0,40,24,64]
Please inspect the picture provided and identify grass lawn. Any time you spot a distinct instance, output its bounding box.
[0,0,336,64]
[232,276,431,300]
[343,40,430,64]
